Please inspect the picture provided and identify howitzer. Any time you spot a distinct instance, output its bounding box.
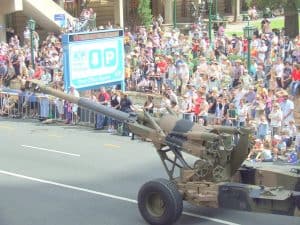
[25,80,300,225]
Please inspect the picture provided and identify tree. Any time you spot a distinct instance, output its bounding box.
[243,0,299,38]
[137,0,153,27]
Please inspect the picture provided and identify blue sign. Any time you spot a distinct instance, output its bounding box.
[62,30,125,91]
[54,14,66,27]
[54,14,65,21]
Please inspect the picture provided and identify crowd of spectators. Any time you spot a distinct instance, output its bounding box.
[0,13,300,162]
[123,16,300,162]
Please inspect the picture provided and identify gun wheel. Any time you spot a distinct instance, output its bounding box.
[138,178,183,225]
[294,181,300,216]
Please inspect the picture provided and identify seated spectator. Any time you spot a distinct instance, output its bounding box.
[272,135,287,158]
[143,95,154,114]
[137,76,152,92]
[247,139,264,160]
[255,140,273,162]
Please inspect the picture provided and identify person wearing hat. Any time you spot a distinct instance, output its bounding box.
[181,93,194,122]
[247,138,264,160]
[280,91,294,127]
[269,103,282,136]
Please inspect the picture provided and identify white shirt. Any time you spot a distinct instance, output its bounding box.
[274,63,284,78]
[280,99,294,125]
[257,44,268,62]
[238,104,248,122]
[269,109,282,127]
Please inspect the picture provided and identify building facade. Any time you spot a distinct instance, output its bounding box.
[2,0,246,43]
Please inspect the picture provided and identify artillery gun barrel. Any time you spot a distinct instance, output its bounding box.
[27,80,136,123]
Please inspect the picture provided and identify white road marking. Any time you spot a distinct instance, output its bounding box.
[183,212,240,225]
[0,125,15,130]
[20,145,80,157]
[0,170,240,225]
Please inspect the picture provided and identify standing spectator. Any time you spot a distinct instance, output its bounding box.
[226,103,238,126]
[274,57,284,88]
[181,93,194,122]
[3,61,16,87]
[11,49,20,76]
[207,90,217,124]
[108,89,121,133]
[269,103,282,136]
[232,59,244,87]
[237,99,248,127]
[280,92,294,127]
[257,41,268,62]
[256,115,269,141]
[283,36,294,62]
[0,61,7,86]
[197,95,209,126]
[214,96,224,125]
[69,86,80,124]
[281,61,292,89]
[95,87,110,130]
[40,68,51,85]
[119,92,135,136]
[23,26,30,46]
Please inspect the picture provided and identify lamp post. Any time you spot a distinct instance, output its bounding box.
[208,0,213,46]
[27,18,36,70]
[215,0,219,20]
[243,19,255,71]
[173,0,177,28]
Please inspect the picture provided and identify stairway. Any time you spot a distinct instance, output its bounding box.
[22,0,75,32]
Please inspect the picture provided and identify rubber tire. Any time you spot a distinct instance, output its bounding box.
[295,181,300,210]
[138,178,183,225]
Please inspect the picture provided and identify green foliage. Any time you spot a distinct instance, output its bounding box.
[137,0,153,27]
[244,0,253,8]
[249,0,297,9]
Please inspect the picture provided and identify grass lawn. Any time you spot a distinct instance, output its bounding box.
[225,16,300,37]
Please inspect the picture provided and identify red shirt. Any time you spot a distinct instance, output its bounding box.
[193,97,203,115]
[97,92,110,104]
[291,68,300,81]
[156,60,168,73]
[33,68,44,79]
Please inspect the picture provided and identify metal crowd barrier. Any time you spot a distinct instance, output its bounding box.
[0,89,97,127]
[0,89,238,128]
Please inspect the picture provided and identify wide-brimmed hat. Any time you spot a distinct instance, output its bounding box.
[281,90,289,96]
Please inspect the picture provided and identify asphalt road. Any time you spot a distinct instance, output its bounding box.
[0,118,299,225]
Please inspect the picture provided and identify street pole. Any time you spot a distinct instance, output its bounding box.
[30,30,34,70]
[208,0,212,46]
[173,0,177,28]
[27,18,36,70]
[247,20,251,71]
